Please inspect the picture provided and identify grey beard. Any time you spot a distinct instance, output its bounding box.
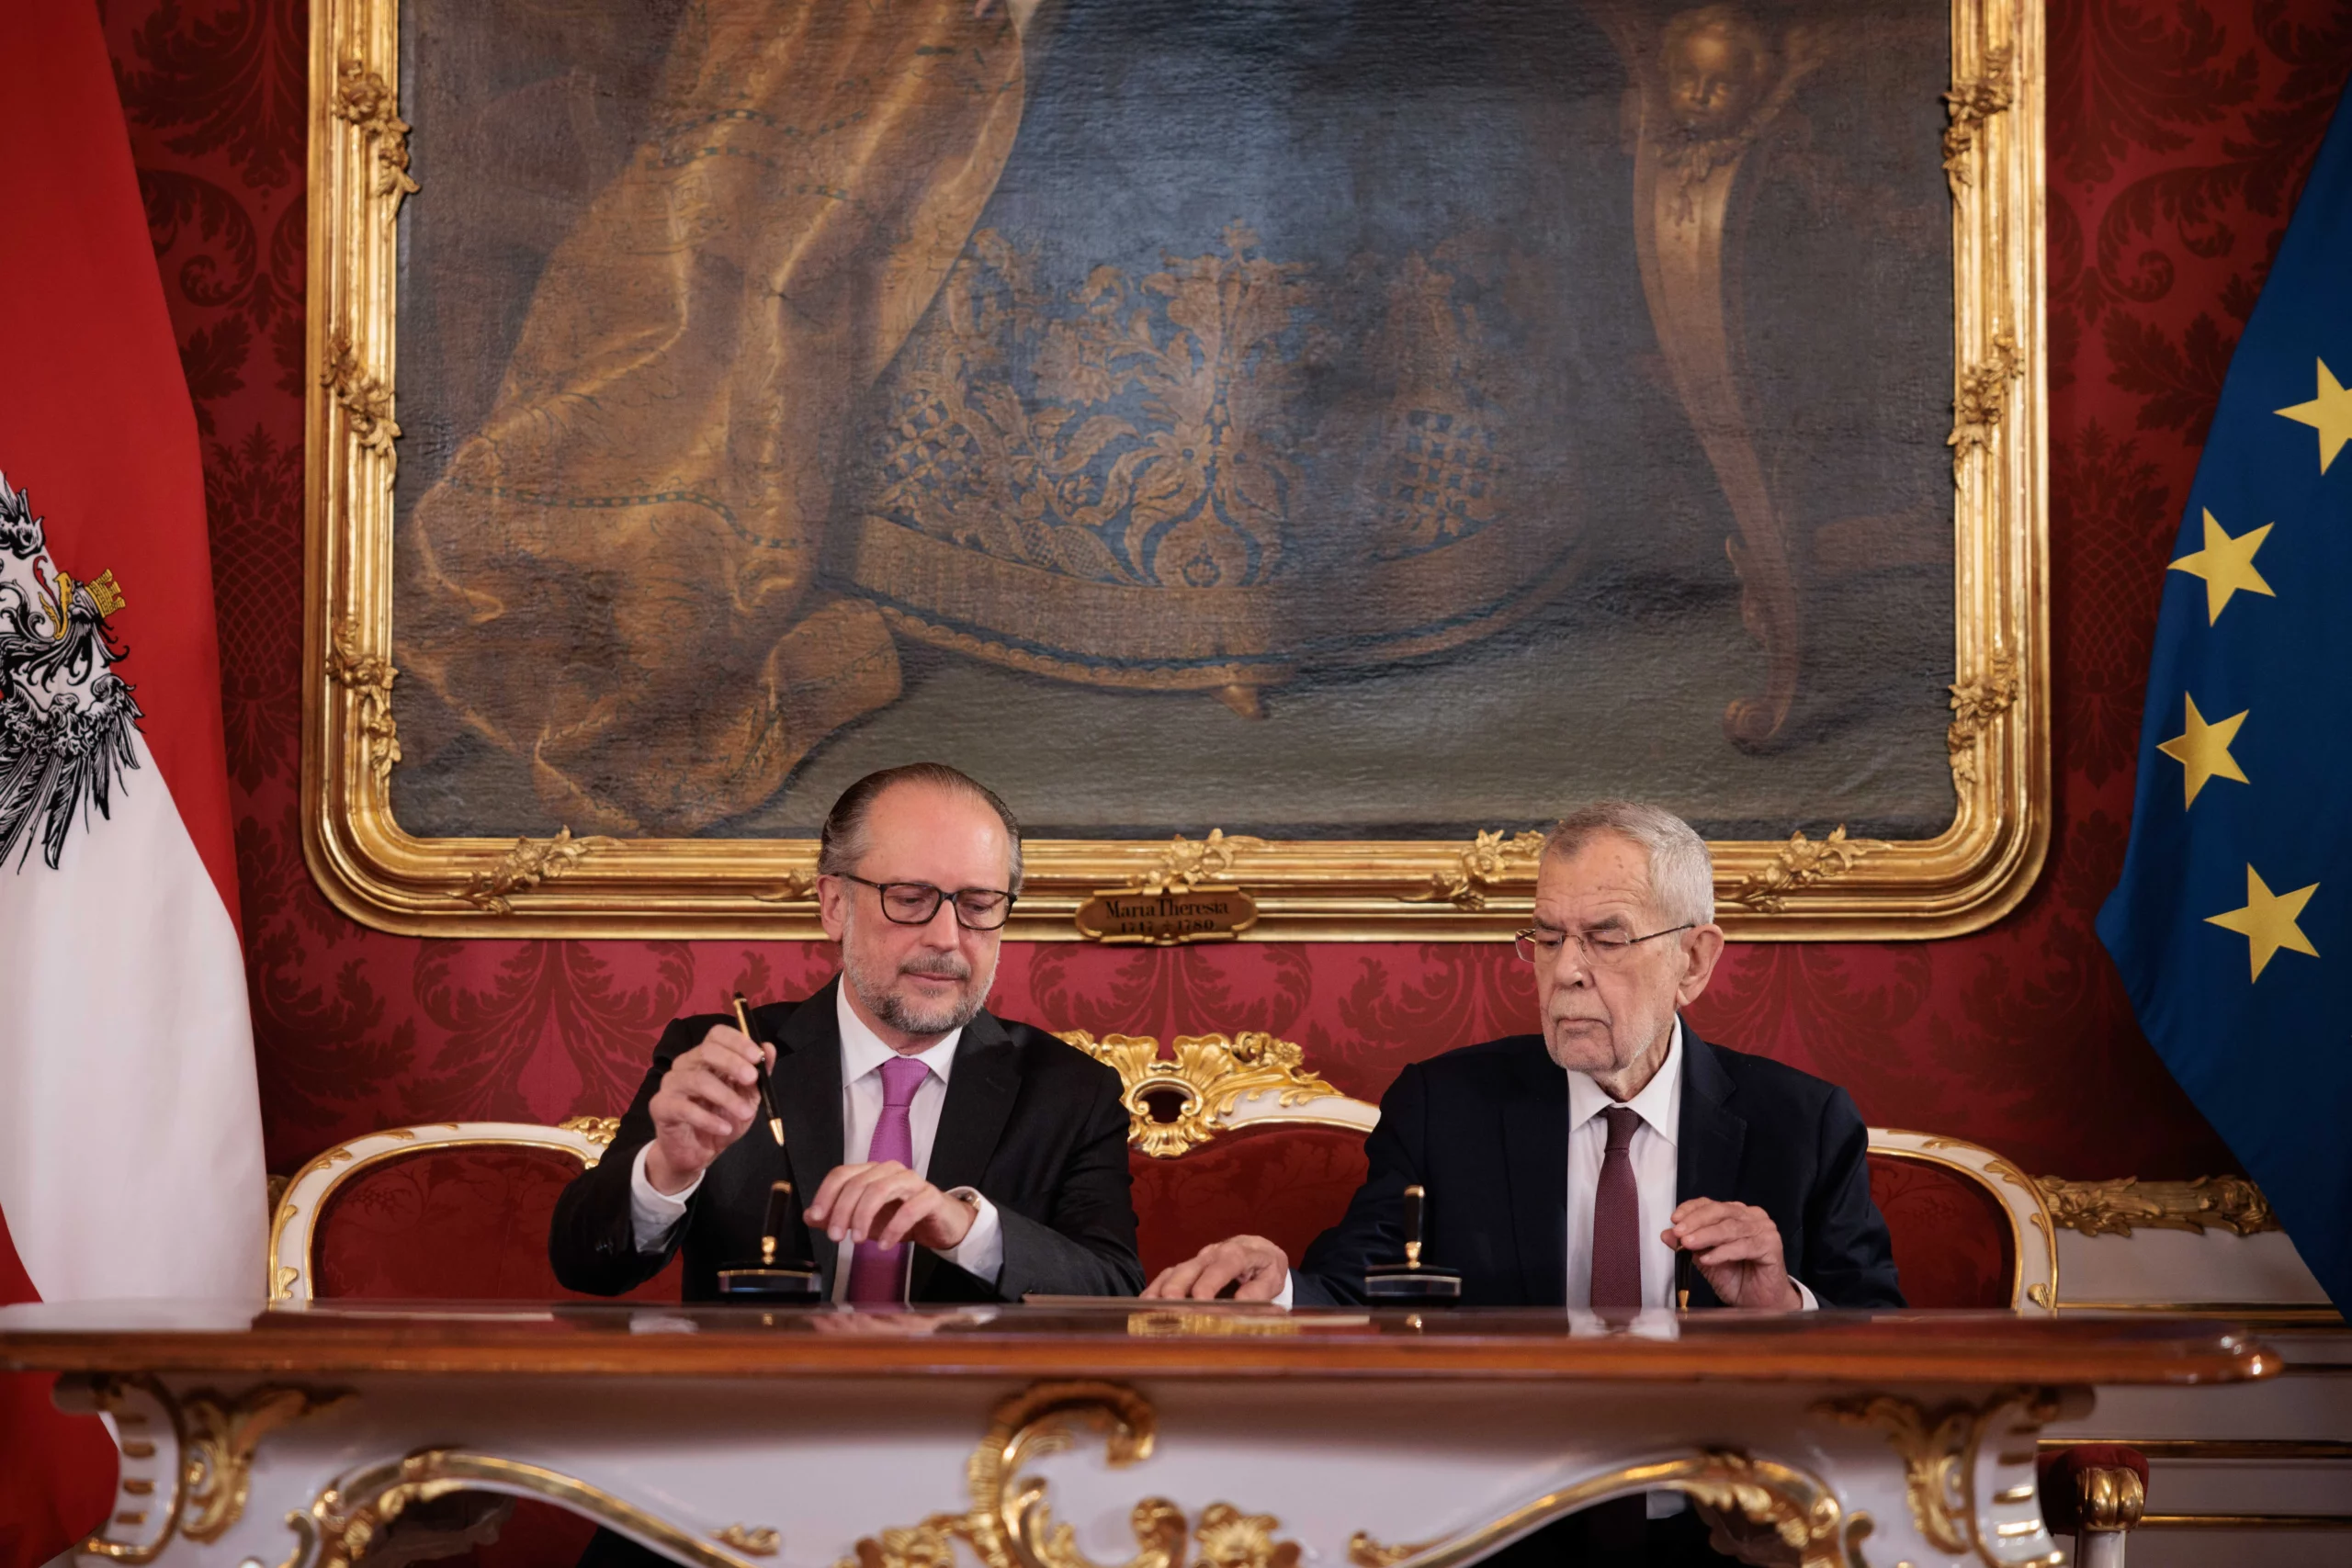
[842,923,992,1037]
[870,978,986,1037]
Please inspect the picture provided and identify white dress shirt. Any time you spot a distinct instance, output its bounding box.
[1276,1020,1814,1310]
[1565,1021,1815,1310]
[1565,1021,1686,1310]
[628,986,1005,1292]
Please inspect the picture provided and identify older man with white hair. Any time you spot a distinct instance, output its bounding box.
[1146,799,1902,1313]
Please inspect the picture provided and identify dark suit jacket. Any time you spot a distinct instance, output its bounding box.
[549,979,1143,1302]
[1294,1023,1903,1308]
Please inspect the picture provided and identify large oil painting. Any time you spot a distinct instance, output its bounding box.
[304,0,2046,938]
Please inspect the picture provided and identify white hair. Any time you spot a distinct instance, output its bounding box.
[1542,801,1716,928]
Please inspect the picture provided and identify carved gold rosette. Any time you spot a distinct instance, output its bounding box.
[330,59,418,213]
[1948,652,2024,784]
[1403,830,1547,912]
[324,623,400,788]
[305,0,2045,942]
[1059,1033,1353,1156]
[1727,827,1886,914]
[458,829,619,914]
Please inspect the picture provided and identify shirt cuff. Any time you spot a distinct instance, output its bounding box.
[1272,1270,1295,1308]
[1792,1277,1819,1311]
[931,1189,1002,1285]
[628,1143,700,1253]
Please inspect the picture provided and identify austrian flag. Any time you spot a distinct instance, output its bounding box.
[0,5,267,1563]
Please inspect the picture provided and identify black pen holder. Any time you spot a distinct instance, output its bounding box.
[1363,1260,1464,1301]
[717,1180,825,1302]
[1363,1184,1463,1302]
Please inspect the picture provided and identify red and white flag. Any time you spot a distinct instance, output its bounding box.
[0,4,266,1557]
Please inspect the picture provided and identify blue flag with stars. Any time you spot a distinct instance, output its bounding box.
[2098,81,2352,1310]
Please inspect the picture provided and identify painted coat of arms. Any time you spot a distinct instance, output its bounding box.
[0,471,137,869]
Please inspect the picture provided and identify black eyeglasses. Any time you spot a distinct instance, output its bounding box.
[835,873,1016,931]
[1511,924,1695,967]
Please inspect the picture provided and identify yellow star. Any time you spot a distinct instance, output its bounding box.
[2206,864,2320,981]
[2155,694,2249,807]
[2168,510,2276,624]
[2277,357,2352,473]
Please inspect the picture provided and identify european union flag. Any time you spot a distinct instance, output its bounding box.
[2098,82,2352,1310]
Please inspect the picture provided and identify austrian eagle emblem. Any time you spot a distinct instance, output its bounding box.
[0,470,139,869]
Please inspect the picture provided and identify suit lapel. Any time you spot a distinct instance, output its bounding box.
[910,1011,1021,1299]
[1675,1022,1747,1307]
[1500,1039,1569,1306]
[767,980,846,1283]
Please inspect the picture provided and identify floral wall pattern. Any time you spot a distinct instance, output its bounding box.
[97,0,2350,1184]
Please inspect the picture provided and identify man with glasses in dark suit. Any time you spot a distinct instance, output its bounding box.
[551,762,1142,1305]
[1144,799,1898,1314]
[1143,800,1899,1564]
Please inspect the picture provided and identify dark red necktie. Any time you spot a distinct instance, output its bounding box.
[1589,1105,1644,1312]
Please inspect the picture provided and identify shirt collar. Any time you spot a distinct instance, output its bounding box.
[1566,1017,1682,1145]
[835,982,962,1086]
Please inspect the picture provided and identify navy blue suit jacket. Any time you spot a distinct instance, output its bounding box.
[1293,1024,1904,1308]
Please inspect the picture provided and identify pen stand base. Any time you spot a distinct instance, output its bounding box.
[715,1265,824,1302]
[1363,1264,1463,1302]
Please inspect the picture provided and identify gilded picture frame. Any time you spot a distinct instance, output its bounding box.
[303,0,2046,942]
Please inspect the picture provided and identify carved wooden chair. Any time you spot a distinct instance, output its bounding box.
[269,1117,677,1305]
[1862,1128,2059,1312]
[1057,1030,1379,1280]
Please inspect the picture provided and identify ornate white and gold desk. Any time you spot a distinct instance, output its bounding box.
[0,1303,2275,1568]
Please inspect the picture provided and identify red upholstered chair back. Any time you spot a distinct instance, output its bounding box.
[271,1121,681,1304]
[1060,1030,1383,1280]
[1864,1130,2060,1309]
[1129,1125,1371,1280]
[311,1145,682,1302]
[1867,1151,2016,1308]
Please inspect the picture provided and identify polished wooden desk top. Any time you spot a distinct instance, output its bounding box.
[0,1302,2278,1384]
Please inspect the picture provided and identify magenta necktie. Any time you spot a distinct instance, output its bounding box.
[845,1055,931,1303]
[1589,1105,1644,1313]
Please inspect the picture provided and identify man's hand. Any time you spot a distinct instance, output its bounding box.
[803,1161,977,1253]
[1664,1199,1802,1310]
[1140,1235,1290,1301]
[644,1025,776,1194]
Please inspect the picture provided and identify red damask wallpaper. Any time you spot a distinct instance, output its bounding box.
[95,0,2351,1185]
